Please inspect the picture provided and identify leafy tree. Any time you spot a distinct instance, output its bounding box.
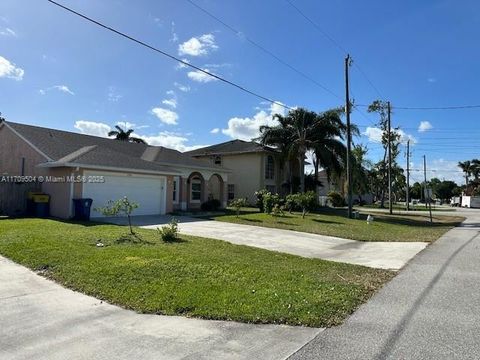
[95,197,139,234]
[458,160,474,187]
[229,198,248,217]
[410,182,423,199]
[368,100,403,207]
[108,125,146,144]
[434,180,458,202]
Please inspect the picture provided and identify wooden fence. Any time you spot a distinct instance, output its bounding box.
[0,182,41,216]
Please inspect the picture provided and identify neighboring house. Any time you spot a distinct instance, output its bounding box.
[317,169,373,204]
[0,121,229,218]
[186,140,284,204]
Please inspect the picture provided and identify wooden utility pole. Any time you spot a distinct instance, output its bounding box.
[423,155,433,222]
[387,101,393,215]
[345,54,353,218]
[423,155,428,209]
[406,140,410,211]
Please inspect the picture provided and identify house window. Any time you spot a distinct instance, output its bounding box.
[214,155,222,165]
[228,184,235,200]
[265,155,275,180]
[173,177,179,204]
[191,177,202,202]
[266,185,276,194]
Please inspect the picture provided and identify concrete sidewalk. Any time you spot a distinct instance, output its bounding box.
[0,256,320,360]
[290,208,480,359]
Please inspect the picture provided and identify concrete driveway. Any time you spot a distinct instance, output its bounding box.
[0,256,320,360]
[101,215,427,270]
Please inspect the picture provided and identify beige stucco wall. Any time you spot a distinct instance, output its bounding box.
[0,124,49,176]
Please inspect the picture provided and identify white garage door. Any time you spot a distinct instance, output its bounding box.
[82,171,166,217]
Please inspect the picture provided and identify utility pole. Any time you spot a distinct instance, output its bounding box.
[345,54,353,218]
[406,140,410,211]
[423,155,433,222]
[423,155,428,209]
[387,101,393,215]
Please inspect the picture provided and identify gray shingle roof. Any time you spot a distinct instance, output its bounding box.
[6,122,225,174]
[186,139,277,156]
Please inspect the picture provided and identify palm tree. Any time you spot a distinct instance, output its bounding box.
[108,125,146,144]
[310,109,351,192]
[259,108,318,192]
[471,159,480,181]
[259,108,349,193]
[458,160,473,187]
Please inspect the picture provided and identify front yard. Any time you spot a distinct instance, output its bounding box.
[210,208,464,242]
[0,218,394,328]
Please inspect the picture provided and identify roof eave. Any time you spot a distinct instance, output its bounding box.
[37,162,181,176]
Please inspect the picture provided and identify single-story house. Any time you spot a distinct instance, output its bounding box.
[186,140,285,203]
[0,120,229,218]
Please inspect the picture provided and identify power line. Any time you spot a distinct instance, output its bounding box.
[46,0,293,111]
[356,103,480,110]
[186,0,342,101]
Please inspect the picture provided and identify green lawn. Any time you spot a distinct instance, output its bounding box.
[210,208,464,242]
[0,218,394,328]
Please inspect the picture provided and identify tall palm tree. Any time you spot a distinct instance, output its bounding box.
[458,160,473,187]
[259,108,349,193]
[108,125,146,144]
[259,108,318,192]
[471,159,480,181]
[310,109,350,190]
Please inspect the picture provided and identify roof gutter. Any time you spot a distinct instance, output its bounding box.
[37,162,181,176]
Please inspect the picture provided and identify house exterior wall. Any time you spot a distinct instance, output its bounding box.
[0,124,49,176]
[192,152,283,205]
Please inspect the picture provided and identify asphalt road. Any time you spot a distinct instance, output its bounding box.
[290,208,480,360]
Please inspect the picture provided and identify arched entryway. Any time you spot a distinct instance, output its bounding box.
[207,173,224,205]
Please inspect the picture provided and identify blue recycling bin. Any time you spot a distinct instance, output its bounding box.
[72,198,93,221]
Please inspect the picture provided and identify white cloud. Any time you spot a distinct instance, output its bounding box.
[0,55,24,80]
[162,98,177,108]
[74,120,111,137]
[178,33,218,57]
[151,107,178,125]
[363,127,383,143]
[115,121,136,129]
[187,68,217,83]
[39,84,75,96]
[53,85,74,95]
[210,128,220,134]
[410,158,464,185]
[222,102,287,141]
[170,21,178,43]
[174,82,190,92]
[418,121,433,132]
[175,58,190,70]
[137,131,207,152]
[363,126,416,144]
[108,86,122,102]
[0,27,16,37]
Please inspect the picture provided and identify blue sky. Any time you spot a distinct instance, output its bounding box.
[1,0,479,184]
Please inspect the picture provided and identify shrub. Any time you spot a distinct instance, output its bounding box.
[284,192,318,217]
[229,198,248,217]
[201,199,222,211]
[157,218,179,242]
[328,191,345,207]
[271,203,284,221]
[254,189,269,211]
[262,192,281,214]
[95,196,139,235]
[297,191,318,218]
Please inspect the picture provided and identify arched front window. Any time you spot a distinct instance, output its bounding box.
[265,155,275,180]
